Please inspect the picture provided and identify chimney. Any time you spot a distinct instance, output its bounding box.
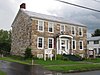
[20,3,26,9]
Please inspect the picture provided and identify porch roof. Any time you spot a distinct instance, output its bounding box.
[59,35,73,39]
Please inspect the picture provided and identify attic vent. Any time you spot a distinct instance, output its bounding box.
[20,3,26,9]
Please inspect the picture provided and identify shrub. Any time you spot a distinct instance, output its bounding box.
[24,47,33,59]
[56,54,62,60]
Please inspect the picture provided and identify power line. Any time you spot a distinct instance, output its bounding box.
[93,0,100,3]
[56,0,100,13]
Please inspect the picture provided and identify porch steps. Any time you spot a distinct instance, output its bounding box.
[62,54,82,61]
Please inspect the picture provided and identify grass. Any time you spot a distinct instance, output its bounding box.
[85,58,100,63]
[0,56,32,65]
[0,70,6,75]
[1,56,100,73]
[34,59,82,65]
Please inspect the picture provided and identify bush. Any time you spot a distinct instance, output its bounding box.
[24,47,33,59]
[56,54,62,60]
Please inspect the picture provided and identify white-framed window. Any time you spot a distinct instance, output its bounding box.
[48,38,54,49]
[78,27,83,36]
[71,26,76,36]
[94,40,99,44]
[72,40,76,50]
[38,20,44,32]
[60,24,65,33]
[79,40,83,50]
[37,37,44,49]
[48,22,54,33]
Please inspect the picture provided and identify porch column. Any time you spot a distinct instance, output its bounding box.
[70,38,73,55]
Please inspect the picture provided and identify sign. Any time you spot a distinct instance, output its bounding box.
[44,49,52,61]
[44,49,52,54]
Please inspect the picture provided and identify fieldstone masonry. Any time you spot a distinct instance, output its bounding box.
[11,9,87,57]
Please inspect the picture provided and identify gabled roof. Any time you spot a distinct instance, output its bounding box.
[87,36,100,41]
[21,9,86,27]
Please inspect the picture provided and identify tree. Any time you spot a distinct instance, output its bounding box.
[0,29,11,55]
[24,47,33,59]
[92,29,100,37]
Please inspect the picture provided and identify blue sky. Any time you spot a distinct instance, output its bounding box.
[0,0,100,37]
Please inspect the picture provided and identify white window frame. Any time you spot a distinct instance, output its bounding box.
[48,38,54,49]
[60,24,65,33]
[72,40,76,50]
[48,22,54,33]
[78,27,83,36]
[71,26,76,36]
[37,37,44,49]
[79,40,83,50]
[38,20,44,32]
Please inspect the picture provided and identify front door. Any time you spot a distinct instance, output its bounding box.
[57,38,69,54]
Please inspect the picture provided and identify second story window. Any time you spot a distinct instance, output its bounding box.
[79,27,83,36]
[38,20,44,32]
[71,26,76,36]
[60,24,65,33]
[94,40,99,44]
[48,22,54,33]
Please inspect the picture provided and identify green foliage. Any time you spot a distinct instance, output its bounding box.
[92,29,100,37]
[56,54,63,60]
[0,29,11,55]
[24,47,33,59]
[0,70,6,75]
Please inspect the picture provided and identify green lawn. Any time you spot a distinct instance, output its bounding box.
[85,58,100,63]
[0,56,32,65]
[0,70,6,75]
[1,56,100,73]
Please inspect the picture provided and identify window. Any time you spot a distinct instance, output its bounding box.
[79,41,83,50]
[94,48,97,54]
[37,37,44,49]
[71,26,76,36]
[48,22,54,33]
[79,27,83,36]
[38,20,44,32]
[87,41,89,44]
[94,40,99,44]
[98,48,100,54]
[60,24,65,33]
[72,40,76,50]
[48,38,54,49]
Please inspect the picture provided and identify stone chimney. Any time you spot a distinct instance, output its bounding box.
[20,3,26,9]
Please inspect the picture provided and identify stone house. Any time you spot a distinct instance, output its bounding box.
[11,3,87,58]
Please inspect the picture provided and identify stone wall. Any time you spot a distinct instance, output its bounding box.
[11,9,32,56]
[31,19,87,56]
[11,9,87,57]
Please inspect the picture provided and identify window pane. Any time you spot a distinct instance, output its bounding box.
[61,25,64,32]
[80,41,83,49]
[72,27,75,35]
[38,38,42,48]
[94,48,97,54]
[79,28,82,36]
[48,22,53,32]
[94,40,99,44]
[48,38,53,48]
[38,21,43,31]
[73,41,75,49]
[98,48,100,54]
[49,28,52,32]
[87,41,89,44]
